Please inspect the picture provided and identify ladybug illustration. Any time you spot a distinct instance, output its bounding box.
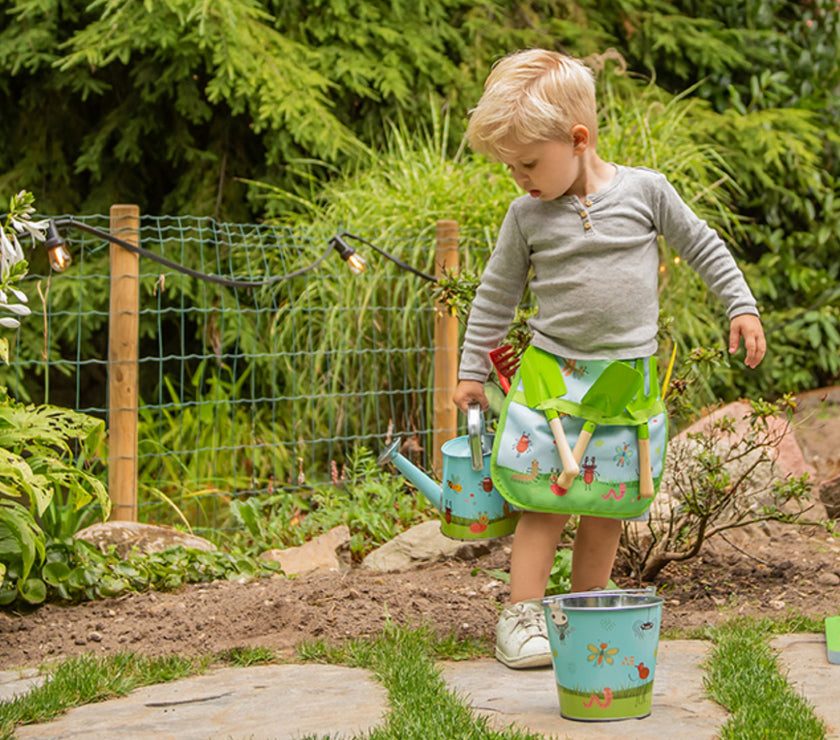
[469,513,489,534]
[581,456,599,488]
[481,476,494,492]
[444,505,452,524]
[548,468,567,496]
[513,432,532,456]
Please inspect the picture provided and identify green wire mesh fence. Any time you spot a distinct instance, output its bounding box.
[8,213,474,534]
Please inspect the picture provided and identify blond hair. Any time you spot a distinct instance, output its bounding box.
[466,49,598,160]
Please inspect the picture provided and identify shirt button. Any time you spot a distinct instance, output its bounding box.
[580,210,588,218]
[585,199,593,207]
[584,221,592,230]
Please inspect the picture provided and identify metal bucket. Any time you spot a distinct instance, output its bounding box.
[542,589,664,721]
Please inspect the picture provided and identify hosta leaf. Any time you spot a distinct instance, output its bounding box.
[18,577,47,604]
[42,561,72,586]
[0,501,45,581]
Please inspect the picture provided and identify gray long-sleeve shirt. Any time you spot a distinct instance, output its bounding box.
[459,164,759,381]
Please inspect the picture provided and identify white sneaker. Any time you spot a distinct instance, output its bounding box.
[495,599,552,668]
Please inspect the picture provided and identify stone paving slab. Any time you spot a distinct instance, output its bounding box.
[0,669,44,703]
[441,640,726,739]
[13,664,388,740]
[772,633,840,739]
[4,635,839,740]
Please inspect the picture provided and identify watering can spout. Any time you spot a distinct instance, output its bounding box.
[377,439,444,511]
[377,405,517,541]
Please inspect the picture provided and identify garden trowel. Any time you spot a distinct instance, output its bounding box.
[627,358,659,499]
[572,361,643,480]
[520,346,579,485]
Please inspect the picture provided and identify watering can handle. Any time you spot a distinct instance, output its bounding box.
[467,402,488,471]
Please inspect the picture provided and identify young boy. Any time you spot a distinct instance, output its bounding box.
[452,49,766,669]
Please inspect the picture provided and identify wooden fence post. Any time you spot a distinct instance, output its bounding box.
[108,205,140,522]
[433,220,460,478]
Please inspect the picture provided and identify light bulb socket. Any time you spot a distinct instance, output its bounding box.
[45,221,72,272]
[330,235,366,275]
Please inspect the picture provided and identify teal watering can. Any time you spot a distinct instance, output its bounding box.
[377,404,519,540]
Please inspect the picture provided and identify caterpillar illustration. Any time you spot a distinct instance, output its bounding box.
[582,686,613,709]
[511,459,539,482]
[601,482,626,501]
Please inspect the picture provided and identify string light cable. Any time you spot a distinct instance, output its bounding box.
[49,218,336,288]
[49,221,438,287]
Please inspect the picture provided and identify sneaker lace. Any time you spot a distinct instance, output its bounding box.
[509,603,546,639]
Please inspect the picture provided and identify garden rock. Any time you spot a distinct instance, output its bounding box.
[259,525,351,576]
[679,401,814,479]
[818,474,840,519]
[75,522,216,558]
[361,520,505,572]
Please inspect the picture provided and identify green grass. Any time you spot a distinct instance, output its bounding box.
[0,652,207,740]
[0,617,830,740]
[703,618,827,740]
[297,625,543,740]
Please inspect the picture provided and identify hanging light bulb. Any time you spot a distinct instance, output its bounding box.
[45,221,72,272]
[330,234,367,275]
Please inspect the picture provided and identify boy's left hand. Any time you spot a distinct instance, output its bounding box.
[729,313,766,368]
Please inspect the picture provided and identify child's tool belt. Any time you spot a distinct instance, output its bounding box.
[490,353,667,519]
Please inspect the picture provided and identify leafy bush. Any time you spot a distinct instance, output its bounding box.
[0,393,113,606]
[0,190,116,606]
[620,390,819,582]
[229,446,433,560]
[32,538,280,603]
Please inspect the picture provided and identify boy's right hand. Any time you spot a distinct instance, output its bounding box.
[453,380,488,413]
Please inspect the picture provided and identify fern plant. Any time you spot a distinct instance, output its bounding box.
[0,191,111,606]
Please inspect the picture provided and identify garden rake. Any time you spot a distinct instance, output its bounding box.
[489,345,520,393]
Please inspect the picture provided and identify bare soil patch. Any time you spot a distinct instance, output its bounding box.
[1,387,839,670]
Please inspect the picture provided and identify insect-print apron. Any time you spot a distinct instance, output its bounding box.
[491,354,667,518]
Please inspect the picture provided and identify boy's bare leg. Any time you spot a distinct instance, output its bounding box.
[570,515,622,592]
[509,510,570,603]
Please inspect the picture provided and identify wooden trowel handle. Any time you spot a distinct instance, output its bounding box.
[572,420,596,464]
[549,414,579,485]
[638,424,655,498]
[556,420,595,489]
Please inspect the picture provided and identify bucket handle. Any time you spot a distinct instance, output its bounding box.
[467,403,490,471]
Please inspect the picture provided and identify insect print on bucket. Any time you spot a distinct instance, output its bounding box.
[632,619,656,639]
[622,655,651,682]
[513,432,533,457]
[587,641,619,666]
[546,603,575,641]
